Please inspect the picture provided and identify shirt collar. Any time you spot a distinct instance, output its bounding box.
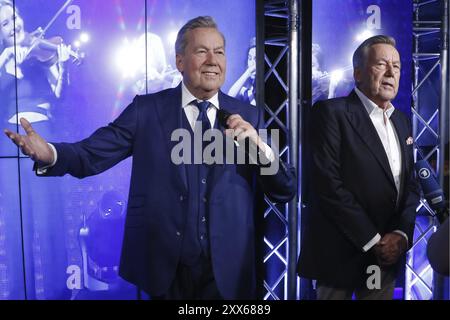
[354,87,395,119]
[181,82,220,110]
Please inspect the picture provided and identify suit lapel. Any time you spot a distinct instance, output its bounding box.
[390,109,409,199]
[154,85,188,192]
[345,91,396,189]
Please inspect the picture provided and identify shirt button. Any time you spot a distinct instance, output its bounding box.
[201,178,207,184]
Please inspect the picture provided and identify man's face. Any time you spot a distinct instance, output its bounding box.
[0,5,25,47]
[354,43,401,108]
[176,27,226,100]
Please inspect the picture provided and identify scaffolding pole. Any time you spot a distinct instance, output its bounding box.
[287,0,300,300]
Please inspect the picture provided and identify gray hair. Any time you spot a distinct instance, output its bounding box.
[352,35,396,69]
[175,16,225,54]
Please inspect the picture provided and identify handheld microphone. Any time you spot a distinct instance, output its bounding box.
[217,108,240,147]
[217,109,271,167]
[217,108,232,128]
[415,159,449,224]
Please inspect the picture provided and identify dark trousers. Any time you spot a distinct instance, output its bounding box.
[153,256,223,300]
[316,268,397,300]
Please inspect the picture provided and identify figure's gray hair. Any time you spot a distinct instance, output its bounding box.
[175,16,225,54]
[352,35,396,69]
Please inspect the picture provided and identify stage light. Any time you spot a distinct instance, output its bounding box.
[114,34,158,79]
[355,30,374,42]
[168,31,178,47]
[80,33,90,43]
[73,40,81,48]
[114,37,145,78]
[330,69,344,83]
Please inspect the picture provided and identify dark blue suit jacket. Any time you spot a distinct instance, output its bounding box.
[44,85,296,299]
[297,91,420,288]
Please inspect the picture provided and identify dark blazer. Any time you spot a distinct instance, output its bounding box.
[44,85,296,299]
[297,90,420,288]
[427,217,449,276]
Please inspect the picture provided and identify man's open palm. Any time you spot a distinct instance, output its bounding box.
[4,118,54,166]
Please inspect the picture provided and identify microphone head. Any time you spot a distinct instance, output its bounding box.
[217,108,232,128]
[415,160,446,210]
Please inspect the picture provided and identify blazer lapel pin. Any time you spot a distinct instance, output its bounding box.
[406,136,414,145]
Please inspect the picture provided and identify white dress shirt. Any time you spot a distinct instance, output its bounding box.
[181,82,219,130]
[354,88,408,251]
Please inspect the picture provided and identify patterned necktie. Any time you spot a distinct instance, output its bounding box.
[195,100,211,130]
[194,101,211,159]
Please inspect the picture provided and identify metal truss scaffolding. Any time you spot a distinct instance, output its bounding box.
[261,0,300,300]
[406,0,448,300]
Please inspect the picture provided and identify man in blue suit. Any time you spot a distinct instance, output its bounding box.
[298,35,420,299]
[5,16,296,299]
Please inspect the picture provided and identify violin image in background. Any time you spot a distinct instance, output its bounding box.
[0,0,84,69]
[0,0,87,124]
[22,28,85,66]
[0,0,85,73]
[0,27,84,81]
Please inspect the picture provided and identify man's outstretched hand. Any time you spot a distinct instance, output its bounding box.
[4,118,54,166]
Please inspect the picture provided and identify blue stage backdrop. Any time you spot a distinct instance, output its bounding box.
[0,0,255,300]
[312,0,413,116]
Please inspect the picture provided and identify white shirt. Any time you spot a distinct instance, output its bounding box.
[355,88,402,192]
[354,87,408,251]
[181,82,219,130]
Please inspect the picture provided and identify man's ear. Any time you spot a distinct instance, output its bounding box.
[353,68,361,84]
[176,54,184,73]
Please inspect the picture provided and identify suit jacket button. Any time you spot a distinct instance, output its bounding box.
[180,195,185,201]
[176,231,181,236]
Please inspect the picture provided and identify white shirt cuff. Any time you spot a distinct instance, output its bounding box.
[362,233,381,252]
[246,140,275,165]
[393,229,409,246]
[36,143,58,174]
[260,142,275,163]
